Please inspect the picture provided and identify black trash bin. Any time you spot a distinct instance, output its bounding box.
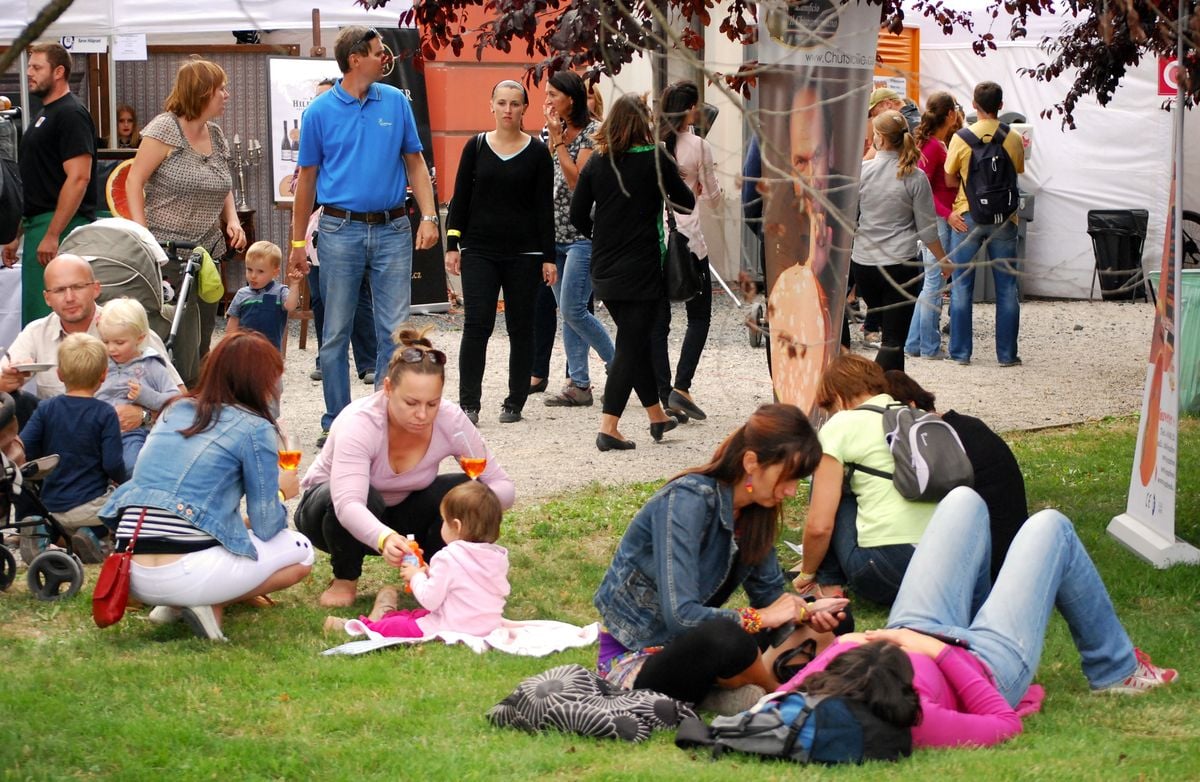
[1087,209,1149,301]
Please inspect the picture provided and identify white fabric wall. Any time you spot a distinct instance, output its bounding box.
[911,4,1195,298]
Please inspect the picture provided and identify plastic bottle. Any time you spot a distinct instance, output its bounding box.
[401,534,425,592]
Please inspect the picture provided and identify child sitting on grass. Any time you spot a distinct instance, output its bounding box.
[325,480,511,638]
[18,334,125,564]
[96,297,185,478]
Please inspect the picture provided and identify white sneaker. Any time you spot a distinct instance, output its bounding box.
[180,606,228,641]
[1094,648,1177,695]
[147,606,182,625]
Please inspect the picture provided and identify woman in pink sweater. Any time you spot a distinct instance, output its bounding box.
[296,328,515,608]
[779,487,1177,748]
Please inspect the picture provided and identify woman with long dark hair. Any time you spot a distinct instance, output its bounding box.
[444,79,556,424]
[782,487,1178,747]
[594,404,847,708]
[570,94,694,451]
[650,80,723,423]
[101,331,314,641]
[539,70,613,408]
[904,92,961,359]
[852,110,947,371]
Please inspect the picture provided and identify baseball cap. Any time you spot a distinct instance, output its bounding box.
[869,87,902,110]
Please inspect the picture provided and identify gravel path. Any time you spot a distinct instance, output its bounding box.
[275,296,1155,506]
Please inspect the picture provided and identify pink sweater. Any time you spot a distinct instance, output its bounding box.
[778,639,1044,748]
[412,539,510,636]
[301,394,515,550]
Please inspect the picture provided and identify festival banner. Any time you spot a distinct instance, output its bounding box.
[755,0,879,416]
[1108,121,1199,567]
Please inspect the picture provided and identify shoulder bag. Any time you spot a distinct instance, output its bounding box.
[92,508,147,628]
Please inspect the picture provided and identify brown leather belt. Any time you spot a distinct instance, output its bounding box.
[323,205,406,224]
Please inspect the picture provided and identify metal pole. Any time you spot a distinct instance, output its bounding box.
[107,40,117,147]
[19,50,30,131]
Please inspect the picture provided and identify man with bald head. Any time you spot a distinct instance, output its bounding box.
[0,254,183,431]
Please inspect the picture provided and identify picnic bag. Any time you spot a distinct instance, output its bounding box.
[847,403,974,502]
[663,206,702,302]
[92,509,146,628]
[956,124,1019,225]
[675,690,912,765]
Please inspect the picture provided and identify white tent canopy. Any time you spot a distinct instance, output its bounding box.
[0,0,410,41]
[907,1,1196,299]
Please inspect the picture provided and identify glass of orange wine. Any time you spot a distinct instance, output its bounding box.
[278,431,302,471]
[455,431,486,480]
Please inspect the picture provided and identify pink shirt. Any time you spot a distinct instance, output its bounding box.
[301,393,515,550]
[668,131,723,260]
[412,539,510,636]
[778,638,1043,748]
[919,137,956,219]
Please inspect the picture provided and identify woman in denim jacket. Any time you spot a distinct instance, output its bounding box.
[593,404,847,707]
[102,332,313,640]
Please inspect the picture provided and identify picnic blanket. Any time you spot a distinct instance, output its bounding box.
[323,618,600,657]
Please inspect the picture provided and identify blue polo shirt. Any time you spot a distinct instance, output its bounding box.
[298,81,423,212]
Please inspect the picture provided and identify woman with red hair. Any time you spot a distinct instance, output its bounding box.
[101,331,313,641]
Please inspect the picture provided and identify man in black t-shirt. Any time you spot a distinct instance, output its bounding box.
[0,43,98,326]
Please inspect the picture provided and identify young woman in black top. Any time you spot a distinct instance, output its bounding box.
[570,94,695,452]
[445,80,557,424]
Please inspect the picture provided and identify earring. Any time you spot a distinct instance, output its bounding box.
[745,481,754,495]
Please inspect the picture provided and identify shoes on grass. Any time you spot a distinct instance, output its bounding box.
[1094,648,1177,695]
[70,527,108,564]
[180,606,227,641]
[147,606,183,625]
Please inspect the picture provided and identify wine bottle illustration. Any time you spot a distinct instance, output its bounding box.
[280,120,291,162]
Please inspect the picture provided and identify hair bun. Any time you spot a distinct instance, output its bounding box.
[391,324,434,350]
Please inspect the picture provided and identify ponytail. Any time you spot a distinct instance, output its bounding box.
[896,131,921,178]
[872,110,921,178]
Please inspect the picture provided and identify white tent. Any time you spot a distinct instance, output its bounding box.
[908,2,1197,298]
[0,0,409,40]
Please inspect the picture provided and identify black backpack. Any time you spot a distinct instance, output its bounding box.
[675,690,912,765]
[846,403,974,503]
[957,124,1019,225]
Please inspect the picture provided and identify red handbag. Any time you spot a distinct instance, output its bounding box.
[92,509,146,628]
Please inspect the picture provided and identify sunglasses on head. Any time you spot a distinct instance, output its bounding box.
[398,347,447,365]
[352,27,380,52]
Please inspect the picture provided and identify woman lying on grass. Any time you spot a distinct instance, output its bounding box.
[593,403,848,711]
[779,486,1178,747]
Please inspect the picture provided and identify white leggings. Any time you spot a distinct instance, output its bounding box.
[130,529,314,607]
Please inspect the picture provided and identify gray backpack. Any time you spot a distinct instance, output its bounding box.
[847,404,974,503]
[674,690,912,764]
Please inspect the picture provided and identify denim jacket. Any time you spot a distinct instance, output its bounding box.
[100,400,285,559]
[593,473,786,650]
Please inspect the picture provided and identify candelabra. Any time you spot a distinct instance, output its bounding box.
[231,134,263,212]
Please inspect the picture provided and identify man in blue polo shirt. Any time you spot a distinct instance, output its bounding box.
[288,25,439,443]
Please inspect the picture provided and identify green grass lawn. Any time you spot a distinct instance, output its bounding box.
[2,418,1197,781]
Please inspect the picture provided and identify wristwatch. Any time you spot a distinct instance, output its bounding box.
[141,409,153,426]
[420,214,440,226]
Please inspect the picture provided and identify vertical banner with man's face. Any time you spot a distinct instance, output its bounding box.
[755,1,879,416]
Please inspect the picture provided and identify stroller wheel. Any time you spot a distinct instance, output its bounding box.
[26,550,84,601]
[0,546,16,590]
[748,301,766,349]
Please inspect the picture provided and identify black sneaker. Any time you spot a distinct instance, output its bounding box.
[462,409,479,425]
[499,405,522,424]
[316,430,330,449]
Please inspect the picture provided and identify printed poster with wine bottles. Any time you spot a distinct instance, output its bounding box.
[267,57,341,204]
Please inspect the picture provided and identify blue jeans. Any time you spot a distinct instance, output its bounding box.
[815,493,917,606]
[550,240,613,388]
[947,217,1020,363]
[308,265,378,377]
[121,429,147,482]
[316,212,413,430]
[887,487,1137,706]
[905,216,952,357]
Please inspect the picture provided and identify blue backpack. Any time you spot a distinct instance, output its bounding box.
[674,690,912,765]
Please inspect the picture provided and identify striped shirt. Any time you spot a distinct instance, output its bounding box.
[115,505,219,554]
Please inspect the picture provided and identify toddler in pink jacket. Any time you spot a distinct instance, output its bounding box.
[325,481,510,637]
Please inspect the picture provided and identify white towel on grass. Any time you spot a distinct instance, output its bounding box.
[322,618,599,657]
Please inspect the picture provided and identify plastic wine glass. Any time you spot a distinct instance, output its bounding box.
[456,431,486,480]
[278,430,302,471]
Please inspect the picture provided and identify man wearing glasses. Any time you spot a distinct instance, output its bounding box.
[0,254,182,429]
[287,25,439,446]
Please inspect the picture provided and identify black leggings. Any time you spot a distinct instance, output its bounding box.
[458,251,542,412]
[849,260,923,371]
[650,255,712,404]
[633,618,760,704]
[294,474,469,580]
[601,298,662,418]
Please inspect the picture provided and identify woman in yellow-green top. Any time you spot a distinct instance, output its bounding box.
[791,354,935,605]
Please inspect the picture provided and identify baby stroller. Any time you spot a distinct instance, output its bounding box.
[59,218,202,386]
[0,396,85,601]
